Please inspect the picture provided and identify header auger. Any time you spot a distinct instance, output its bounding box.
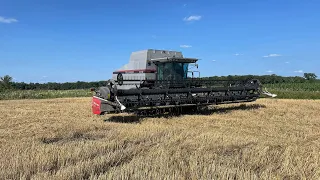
[91,49,276,116]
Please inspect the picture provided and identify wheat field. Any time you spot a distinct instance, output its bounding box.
[0,98,320,180]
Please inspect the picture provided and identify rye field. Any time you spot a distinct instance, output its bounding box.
[0,89,92,100]
[0,97,320,179]
[264,82,320,99]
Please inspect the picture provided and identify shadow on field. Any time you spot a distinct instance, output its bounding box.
[104,103,266,123]
[209,104,266,114]
[40,131,105,145]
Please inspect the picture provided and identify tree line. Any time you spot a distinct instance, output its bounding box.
[0,73,318,91]
[202,73,318,83]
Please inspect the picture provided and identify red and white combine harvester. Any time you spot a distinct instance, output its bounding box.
[91,49,276,115]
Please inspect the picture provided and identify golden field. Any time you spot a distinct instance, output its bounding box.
[0,98,320,180]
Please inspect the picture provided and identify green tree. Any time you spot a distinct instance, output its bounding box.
[303,73,317,81]
[0,75,13,90]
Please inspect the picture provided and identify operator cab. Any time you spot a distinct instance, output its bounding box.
[150,57,199,81]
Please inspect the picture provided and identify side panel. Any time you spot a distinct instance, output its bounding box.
[92,96,117,114]
[92,96,101,115]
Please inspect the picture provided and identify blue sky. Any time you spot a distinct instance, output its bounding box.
[1,0,319,83]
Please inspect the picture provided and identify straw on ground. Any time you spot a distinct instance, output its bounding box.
[0,98,319,179]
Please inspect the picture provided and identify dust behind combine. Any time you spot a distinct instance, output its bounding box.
[1,97,320,179]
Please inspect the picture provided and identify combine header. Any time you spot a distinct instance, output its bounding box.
[91,49,276,115]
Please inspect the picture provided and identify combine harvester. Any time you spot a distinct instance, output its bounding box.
[91,49,276,115]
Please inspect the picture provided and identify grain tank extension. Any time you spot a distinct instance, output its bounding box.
[91,49,276,115]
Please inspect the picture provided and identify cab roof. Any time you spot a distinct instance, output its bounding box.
[150,57,198,63]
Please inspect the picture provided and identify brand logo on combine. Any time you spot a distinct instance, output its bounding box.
[92,101,100,107]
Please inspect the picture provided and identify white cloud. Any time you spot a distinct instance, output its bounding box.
[234,53,244,56]
[269,54,281,57]
[266,70,273,73]
[294,70,303,73]
[263,54,282,58]
[0,16,18,23]
[212,60,217,62]
[180,45,192,48]
[285,61,290,64]
[183,15,202,22]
